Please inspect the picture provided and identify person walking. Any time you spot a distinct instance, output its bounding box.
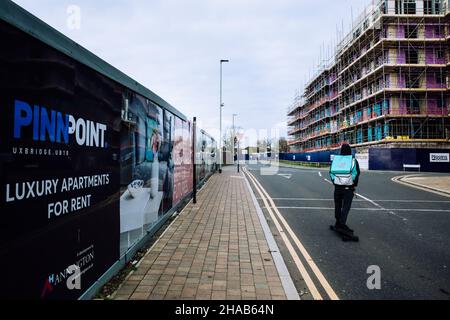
[329,143,361,235]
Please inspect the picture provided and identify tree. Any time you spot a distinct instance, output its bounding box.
[223,126,244,151]
[278,137,290,153]
[222,126,244,164]
[256,138,271,153]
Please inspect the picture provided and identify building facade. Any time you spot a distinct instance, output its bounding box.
[288,0,450,154]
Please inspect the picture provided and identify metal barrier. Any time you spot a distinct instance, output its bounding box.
[403,164,421,172]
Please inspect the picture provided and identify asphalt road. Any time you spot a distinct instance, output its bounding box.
[245,163,450,300]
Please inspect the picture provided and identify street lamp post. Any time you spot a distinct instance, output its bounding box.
[219,59,229,174]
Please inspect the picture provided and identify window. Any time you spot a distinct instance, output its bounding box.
[424,0,442,14]
[375,76,385,91]
[380,2,387,14]
[136,117,146,165]
[435,0,442,14]
[395,0,402,14]
[435,73,444,85]
[434,25,442,37]
[406,95,420,114]
[436,49,444,60]
[406,25,418,38]
[385,74,391,87]
[424,0,433,14]
[437,97,444,110]
[406,48,419,64]
[404,0,416,14]
[406,73,421,88]
[383,50,390,63]
[363,19,369,30]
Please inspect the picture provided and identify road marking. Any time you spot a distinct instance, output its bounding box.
[243,168,324,300]
[256,198,450,203]
[244,167,339,301]
[318,172,322,177]
[262,207,450,213]
[243,172,300,300]
[355,193,408,221]
[323,179,408,221]
[278,174,293,179]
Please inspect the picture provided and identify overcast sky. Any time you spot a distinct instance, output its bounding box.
[13,0,366,145]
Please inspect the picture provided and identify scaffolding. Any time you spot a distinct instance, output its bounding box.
[288,0,450,153]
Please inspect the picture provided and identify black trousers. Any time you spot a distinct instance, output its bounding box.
[334,187,355,225]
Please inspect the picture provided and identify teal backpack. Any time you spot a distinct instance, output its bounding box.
[330,155,358,186]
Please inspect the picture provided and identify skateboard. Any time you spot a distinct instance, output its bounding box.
[329,225,359,242]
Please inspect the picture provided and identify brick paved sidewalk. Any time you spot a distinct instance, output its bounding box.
[113,166,294,300]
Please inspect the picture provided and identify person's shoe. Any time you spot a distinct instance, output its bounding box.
[335,223,345,232]
[342,224,354,234]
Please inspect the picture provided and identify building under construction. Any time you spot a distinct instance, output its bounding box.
[288,0,450,170]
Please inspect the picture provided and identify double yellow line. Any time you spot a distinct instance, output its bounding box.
[243,167,339,301]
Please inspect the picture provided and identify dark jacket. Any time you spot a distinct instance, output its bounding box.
[353,159,361,188]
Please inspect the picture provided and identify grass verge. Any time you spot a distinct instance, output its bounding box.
[280,160,330,168]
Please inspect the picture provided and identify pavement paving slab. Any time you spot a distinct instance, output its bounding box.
[113,166,293,300]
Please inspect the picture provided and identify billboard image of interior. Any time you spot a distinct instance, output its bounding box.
[0,9,216,299]
[120,94,178,256]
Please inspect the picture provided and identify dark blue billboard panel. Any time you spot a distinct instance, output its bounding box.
[369,148,450,173]
[0,19,121,299]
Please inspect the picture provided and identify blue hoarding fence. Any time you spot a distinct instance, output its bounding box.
[280,149,343,164]
[369,148,450,173]
[280,148,450,173]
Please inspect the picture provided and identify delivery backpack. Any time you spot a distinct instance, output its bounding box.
[330,155,358,186]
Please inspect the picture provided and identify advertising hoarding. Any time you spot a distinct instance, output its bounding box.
[0,16,217,299]
[173,117,193,205]
[0,19,120,299]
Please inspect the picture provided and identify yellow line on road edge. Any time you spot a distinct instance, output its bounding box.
[243,167,323,300]
[244,167,340,301]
